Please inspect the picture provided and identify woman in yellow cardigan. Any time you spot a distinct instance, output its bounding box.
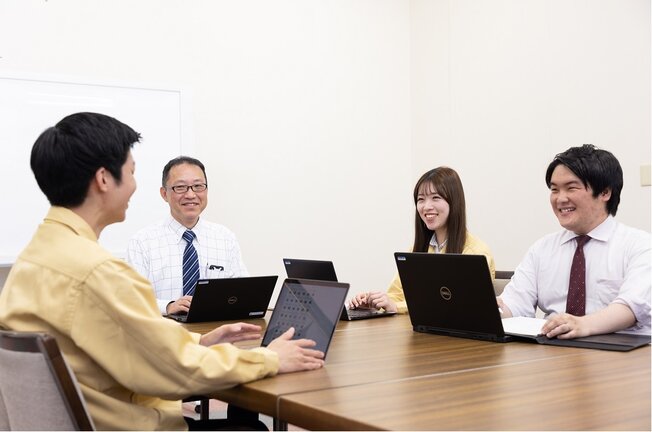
[351,166,495,313]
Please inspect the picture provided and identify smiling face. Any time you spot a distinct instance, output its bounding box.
[416,181,450,242]
[160,162,208,228]
[549,164,610,235]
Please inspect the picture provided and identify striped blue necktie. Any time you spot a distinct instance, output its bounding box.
[182,230,199,296]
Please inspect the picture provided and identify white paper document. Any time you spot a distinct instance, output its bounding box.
[501,317,547,337]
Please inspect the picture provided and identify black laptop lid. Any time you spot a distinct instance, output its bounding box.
[262,278,349,358]
[184,275,278,323]
[283,258,338,282]
[394,253,507,341]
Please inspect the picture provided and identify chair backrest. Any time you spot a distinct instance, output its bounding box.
[0,330,95,431]
[492,270,514,296]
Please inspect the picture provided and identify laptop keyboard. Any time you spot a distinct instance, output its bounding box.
[347,308,381,319]
[166,313,188,323]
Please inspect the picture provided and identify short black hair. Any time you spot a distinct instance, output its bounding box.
[161,156,207,187]
[30,112,141,207]
[545,144,623,215]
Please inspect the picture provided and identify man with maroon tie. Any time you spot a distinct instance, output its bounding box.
[498,144,650,339]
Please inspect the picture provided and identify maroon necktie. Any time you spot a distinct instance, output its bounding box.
[566,235,591,316]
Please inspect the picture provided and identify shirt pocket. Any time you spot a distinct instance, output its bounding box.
[205,265,227,279]
[595,278,623,305]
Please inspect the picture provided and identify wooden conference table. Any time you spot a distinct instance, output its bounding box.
[184,314,651,430]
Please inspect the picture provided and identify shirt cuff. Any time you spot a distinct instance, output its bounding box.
[249,347,280,377]
[188,331,202,344]
[158,298,174,315]
[394,300,408,314]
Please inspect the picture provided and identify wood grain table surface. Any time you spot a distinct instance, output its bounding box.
[278,344,651,430]
[182,313,651,430]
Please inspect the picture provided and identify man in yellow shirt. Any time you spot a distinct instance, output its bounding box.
[0,112,324,430]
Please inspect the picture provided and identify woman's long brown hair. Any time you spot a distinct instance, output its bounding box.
[412,167,467,253]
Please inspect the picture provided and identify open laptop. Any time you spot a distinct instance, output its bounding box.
[262,278,349,359]
[167,275,278,323]
[396,253,652,350]
[394,252,513,342]
[283,258,395,321]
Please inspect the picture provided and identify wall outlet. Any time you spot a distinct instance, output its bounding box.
[641,165,651,187]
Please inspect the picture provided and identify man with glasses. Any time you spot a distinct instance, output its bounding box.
[127,156,248,316]
[0,115,324,430]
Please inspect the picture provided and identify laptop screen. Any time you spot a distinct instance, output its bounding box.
[282,258,338,282]
[262,278,349,358]
[395,253,508,341]
[169,276,277,323]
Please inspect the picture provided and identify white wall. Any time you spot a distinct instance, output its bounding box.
[410,0,651,270]
[0,0,649,296]
[0,0,412,298]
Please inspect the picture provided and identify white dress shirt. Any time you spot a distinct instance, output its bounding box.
[126,216,249,313]
[500,216,651,334]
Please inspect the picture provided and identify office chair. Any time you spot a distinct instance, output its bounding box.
[183,395,211,420]
[0,330,95,431]
[493,270,514,296]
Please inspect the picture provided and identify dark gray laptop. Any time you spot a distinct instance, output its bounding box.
[282,258,395,321]
[262,278,349,359]
[394,253,513,342]
[167,276,277,323]
[395,253,652,350]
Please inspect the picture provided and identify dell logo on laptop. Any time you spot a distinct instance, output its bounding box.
[228,296,238,305]
[439,286,452,301]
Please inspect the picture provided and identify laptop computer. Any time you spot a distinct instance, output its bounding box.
[394,252,513,342]
[396,253,652,350]
[167,275,278,323]
[262,278,349,359]
[282,258,396,321]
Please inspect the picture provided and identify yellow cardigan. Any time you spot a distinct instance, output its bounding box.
[0,207,279,430]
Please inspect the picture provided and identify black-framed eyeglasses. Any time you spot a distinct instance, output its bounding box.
[168,183,208,194]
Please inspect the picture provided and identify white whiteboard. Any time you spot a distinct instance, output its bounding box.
[0,74,191,265]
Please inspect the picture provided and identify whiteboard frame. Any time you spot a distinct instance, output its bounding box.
[0,71,194,265]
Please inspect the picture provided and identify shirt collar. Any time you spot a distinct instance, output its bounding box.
[429,234,448,253]
[45,206,98,242]
[560,215,615,245]
[587,215,615,242]
[166,216,204,243]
